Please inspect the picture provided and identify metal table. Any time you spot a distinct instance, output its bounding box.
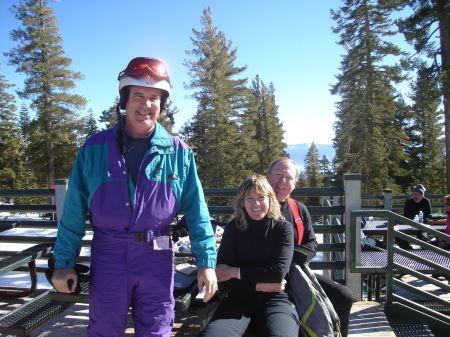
[361,250,450,301]
[362,220,445,241]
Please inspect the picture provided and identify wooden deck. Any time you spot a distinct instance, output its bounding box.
[0,298,393,336]
[349,302,395,336]
[2,273,449,336]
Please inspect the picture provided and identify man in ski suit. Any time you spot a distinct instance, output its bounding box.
[51,57,217,337]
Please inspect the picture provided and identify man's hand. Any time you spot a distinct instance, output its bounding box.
[256,279,287,293]
[51,267,78,293]
[215,264,238,282]
[197,268,217,303]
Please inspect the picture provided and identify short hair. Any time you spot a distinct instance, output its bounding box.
[444,195,450,203]
[266,157,299,182]
[233,175,283,231]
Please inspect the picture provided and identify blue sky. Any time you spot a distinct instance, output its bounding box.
[0,1,410,146]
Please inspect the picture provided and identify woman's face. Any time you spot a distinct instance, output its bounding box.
[243,191,269,221]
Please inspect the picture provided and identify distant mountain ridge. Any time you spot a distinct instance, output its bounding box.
[286,143,335,169]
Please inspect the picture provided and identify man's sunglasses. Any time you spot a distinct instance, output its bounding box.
[118,57,169,81]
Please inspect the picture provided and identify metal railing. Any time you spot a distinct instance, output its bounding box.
[4,177,450,330]
[0,182,347,276]
[1,177,448,300]
[350,209,450,325]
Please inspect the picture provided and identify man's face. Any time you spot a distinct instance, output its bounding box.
[412,192,423,203]
[266,160,297,202]
[124,86,162,137]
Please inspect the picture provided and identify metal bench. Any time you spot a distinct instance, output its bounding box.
[389,321,435,337]
[0,218,200,336]
[361,250,450,301]
[361,250,450,272]
[0,242,54,297]
[362,220,446,242]
[0,241,64,336]
[0,290,74,337]
[0,220,21,233]
[0,256,200,336]
[47,256,200,312]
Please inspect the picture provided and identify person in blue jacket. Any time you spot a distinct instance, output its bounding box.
[51,57,217,337]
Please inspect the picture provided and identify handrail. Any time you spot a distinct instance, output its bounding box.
[203,187,345,197]
[0,189,55,198]
[0,185,347,277]
[5,182,450,328]
[350,209,450,325]
[0,204,56,213]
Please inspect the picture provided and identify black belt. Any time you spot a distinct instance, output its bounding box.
[135,231,154,242]
[94,228,158,243]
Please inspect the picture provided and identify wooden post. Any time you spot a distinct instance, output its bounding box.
[383,189,392,211]
[54,179,68,226]
[322,196,331,279]
[344,173,362,300]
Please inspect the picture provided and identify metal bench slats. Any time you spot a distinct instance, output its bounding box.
[389,322,435,337]
[0,243,54,297]
[0,290,74,336]
[48,256,200,312]
[361,250,450,272]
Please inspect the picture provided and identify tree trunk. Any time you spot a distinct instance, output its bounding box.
[439,0,450,192]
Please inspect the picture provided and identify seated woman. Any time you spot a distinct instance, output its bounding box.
[429,194,450,250]
[198,175,299,337]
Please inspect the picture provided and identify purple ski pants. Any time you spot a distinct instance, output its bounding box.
[86,233,175,337]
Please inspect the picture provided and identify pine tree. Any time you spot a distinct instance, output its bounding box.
[86,108,99,139]
[304,142,324,206]
[158,100,178,135]
[99,97,119,130]
[330,0,409,194]
[4,0,86,188]
[244,75,287,174]
[394,0,450,192]
[16,102,39,195]
[390,94,413,194]
[183,7,250,188]
[53,110,88,177]
[405,62,446,193]
[320,155,334,187]
[0,71,20,190]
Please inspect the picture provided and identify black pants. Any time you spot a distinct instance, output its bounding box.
[198,291,299,337]
[316,273,355,337]
[395,232,429,250]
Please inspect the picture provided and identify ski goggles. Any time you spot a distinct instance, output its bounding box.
[118,57,169,81]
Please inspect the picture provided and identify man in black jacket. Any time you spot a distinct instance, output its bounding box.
[266,157,354,337]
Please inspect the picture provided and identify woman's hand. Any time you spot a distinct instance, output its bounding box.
[215,264,239,282]
[256,279,287,293]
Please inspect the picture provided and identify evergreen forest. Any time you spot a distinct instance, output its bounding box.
[0,0,449,201]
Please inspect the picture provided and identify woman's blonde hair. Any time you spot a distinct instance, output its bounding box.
[233,174,283,231]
